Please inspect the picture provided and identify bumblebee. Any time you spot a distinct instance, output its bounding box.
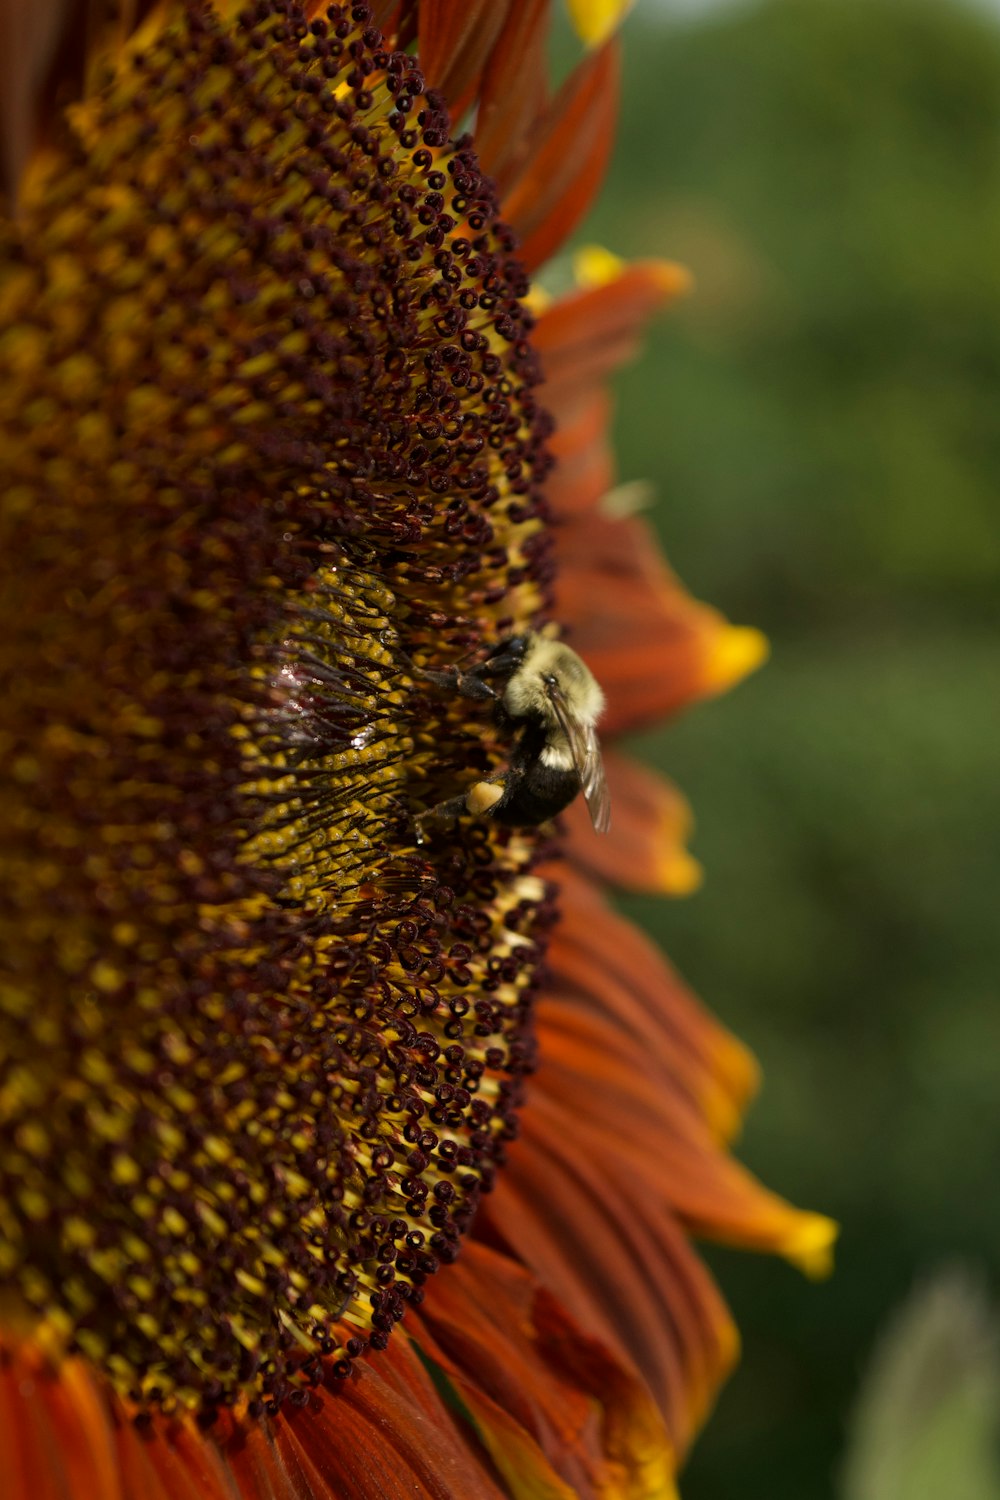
[415,631,610,839]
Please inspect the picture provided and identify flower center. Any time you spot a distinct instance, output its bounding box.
[0,1,555,1412]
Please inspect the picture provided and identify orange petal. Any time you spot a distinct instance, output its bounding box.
[369,1,550,157]
[533,1001,836,1275]
[545,387,616,517]
[471,866,837,1450]
[501,41,620,273]
[535,870,837,1273]
[267,1338,509,1500]
[536,261,692,426]
[545,864,757,1142]
[556,511,768,735]
[367,0,405,27]
[563,748,703,895]
[113,1424,176,1500]
[0,1327,512,1500]
[477,1126,738,1458]
[414,0,512,115]
[535,262,691,522]
[0,1339,253,1500]
[473,0,551,192]
[532,268,760,733]
[0,1343,114,1500]
[116,1412,239,1500]
[415,1241,679,1500]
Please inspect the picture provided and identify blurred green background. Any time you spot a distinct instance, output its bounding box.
[572,0,1000,1495]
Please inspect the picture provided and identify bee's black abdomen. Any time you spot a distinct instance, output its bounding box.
[491,761,580,827]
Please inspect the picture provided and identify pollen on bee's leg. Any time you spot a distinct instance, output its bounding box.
[467,781,505,815]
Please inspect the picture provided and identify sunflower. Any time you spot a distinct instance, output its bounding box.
[0,2,835,1496]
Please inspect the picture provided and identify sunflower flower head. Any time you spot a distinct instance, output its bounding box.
[0,3,835,1495]
[1,0,559,1413]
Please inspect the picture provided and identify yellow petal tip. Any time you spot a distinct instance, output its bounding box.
[784,1214,839,1280]
[701,1040,761,1142]
[702,624,770,695]
[573,243,626,288]
[700,1087,744,1147]
[573,247,694,303]
[566,0,635,48]
[659,847,703,897]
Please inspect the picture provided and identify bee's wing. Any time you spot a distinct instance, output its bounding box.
[546,682,611,834]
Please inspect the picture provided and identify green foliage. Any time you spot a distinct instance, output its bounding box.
[573,0,1000,1496]
[590,0,1000,624]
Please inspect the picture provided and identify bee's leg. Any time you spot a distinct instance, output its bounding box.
[414,794,467,845]
[417,664,497,702]
[414,776,507,844]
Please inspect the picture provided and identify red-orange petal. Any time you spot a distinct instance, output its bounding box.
[469,865,836,1453]
[266,1338,509,1500]
[536,869,836,1267]
[530,267,764,733]
[415,1241,679,1500]
[543,386,615,518]
[363,0,551,166]
[563,748,702,895]
[473,0,551,192]
[0,1327,514,1500]
[116,1411,238,1500]
[501,41,620,273]
[476,1123,737,1459]
[556,510,768,735]
[535,261,693,430]
[0,1339,257,1500]
[533,999,835,1271]
[544,864,756,1144]
[413,0,511,115]
[0,1343,121,1500]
